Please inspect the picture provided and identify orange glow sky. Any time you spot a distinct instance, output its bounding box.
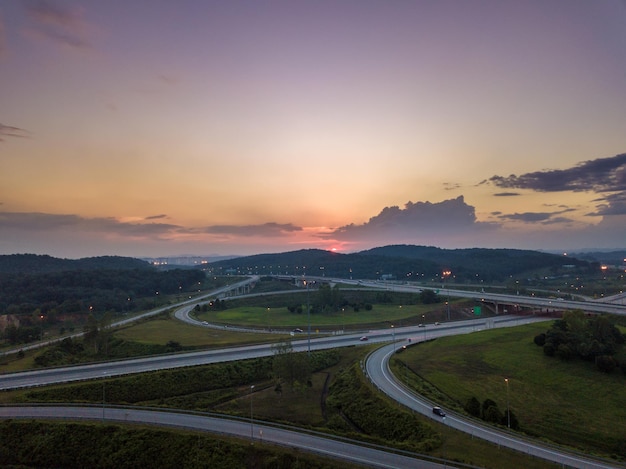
[1,1,625,258]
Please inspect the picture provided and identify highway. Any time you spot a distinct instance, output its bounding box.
[366,342,621,469]
[0,405,449,469]
[1,278,624,468]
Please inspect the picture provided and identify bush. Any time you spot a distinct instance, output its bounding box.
[533,333,546,346]
[464,396,481,417]
[543,342,555,356]
[595,355,617,373]
[556,344,573,361]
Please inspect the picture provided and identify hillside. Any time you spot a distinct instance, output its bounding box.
[206,245,595,283]
[0,254,152,274]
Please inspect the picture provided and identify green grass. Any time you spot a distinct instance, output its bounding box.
[196,302,450,329]
[397,322,626,459]
[112,314,286,347]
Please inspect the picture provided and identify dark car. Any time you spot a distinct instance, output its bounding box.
[292,328,304,333]
[359,336,368,341]
[432,406,446,417]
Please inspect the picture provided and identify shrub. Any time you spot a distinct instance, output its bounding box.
[595,355,617,373]
[464,396,481,417]
[533,333,546,346]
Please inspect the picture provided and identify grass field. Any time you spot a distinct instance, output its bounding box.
[396,322,626,459]
[195,302,454,330]
[4,292,624,466]
[112,314,287,347]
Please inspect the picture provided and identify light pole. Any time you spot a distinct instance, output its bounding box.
[391,325,395,351]
[102,372,107,422]
[505,378,510,428]
[304,279,311,355]
[442,270,451,321]
[249,385,255,442]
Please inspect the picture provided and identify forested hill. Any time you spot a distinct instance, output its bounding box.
[206,245,595,283]
[0,254,152,274]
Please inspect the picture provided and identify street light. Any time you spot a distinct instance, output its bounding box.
[102,372,107,422]
[250,385,255,442]
[505,378,510,428]
[304,279,311,355]
[442,270,451,321]
[391,325,395,351]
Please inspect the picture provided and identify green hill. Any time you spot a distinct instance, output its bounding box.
[206,245,594,283]
[0,254,151,274]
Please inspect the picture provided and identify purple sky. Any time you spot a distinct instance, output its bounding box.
[1,1,625,258]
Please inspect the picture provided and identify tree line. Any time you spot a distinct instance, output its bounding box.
[0,268,206,346]
[534,311,625,373]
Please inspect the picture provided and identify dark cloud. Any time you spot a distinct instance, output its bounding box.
[489,153,626,219]
[0,212,180,239]
[0,123,30,141]
[200,223,302,237]
[0,212,303,241]
[324,196,497,243]
[489,153,626,193]
[493,192,520,197]
[497,207,575,224]
[443,182,461,191]
[25,0,91,50]
[587,192,626,216]
[499,212,553,223]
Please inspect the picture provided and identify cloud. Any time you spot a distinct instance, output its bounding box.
[493,192,520,197]
[25,0,91,50]
[324,196,497,244]
[0,212,302,242]
[200,223,302,237]
[587,192,626,216]
[489,153,626,193]
[0,123,30,142]
[497,207,576,224]
[489,153,626,219]
[443,182,461,191]
[0,212,180,239]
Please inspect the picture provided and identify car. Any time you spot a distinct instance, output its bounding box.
[202,321,208,325]
[418,323,425,328]
[434,322,441,326]
[359,336,368,341]
[432,406,446,417]
[292,328,304,333]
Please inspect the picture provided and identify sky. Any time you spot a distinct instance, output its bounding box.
[1,0,626,259]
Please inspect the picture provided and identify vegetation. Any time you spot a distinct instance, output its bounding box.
[534,310,624,372]
[0,420,359,469]
[0,263,235,348]
[393,322,626,460]
[206,246,596,282]
[0,253,151,274]
[1,251,624,467]
[3,344,559,468]
[325,363,441,452]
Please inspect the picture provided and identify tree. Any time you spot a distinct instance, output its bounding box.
[484,404,503,424]
[271,340,310,388]
[464,396,481,417]
[533,333,546,346]
[481,398,498,419]
[556,343,573,361]
[419,289,440,304]
[501,410,520,430]
[595,355,617,373]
